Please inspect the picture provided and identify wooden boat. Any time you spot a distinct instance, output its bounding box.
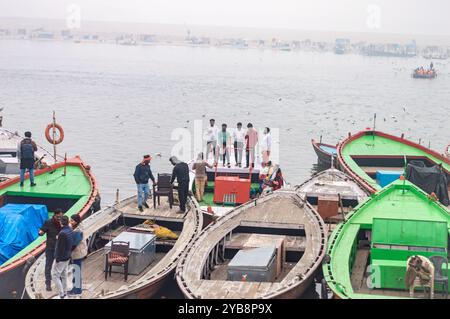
[25,193,202,299]
[445,143,450,159]
[295,168,369,225]
[337,129,450,200]
[322,179,450,299]
[412,69,437,78]
[311,138,337,167]
[0,157,100,298]
[176,189,327,299]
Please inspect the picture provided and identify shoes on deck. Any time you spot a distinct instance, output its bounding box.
[176,210,186,214]
[143,202,149,209]
[138,206,144,212]
[20,183,24,187]
[46,284,52,292]
[30,183,37,187]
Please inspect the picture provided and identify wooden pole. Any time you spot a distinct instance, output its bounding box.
[63,153,67,176]
[52,111,57,164]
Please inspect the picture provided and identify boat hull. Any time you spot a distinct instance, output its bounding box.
[311,139,336,167]
[337,130,450,194]
[0,158,99,298]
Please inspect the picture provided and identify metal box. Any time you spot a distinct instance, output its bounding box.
[227,246,277,282]
[105,231,156,275]
[214,176,251,205]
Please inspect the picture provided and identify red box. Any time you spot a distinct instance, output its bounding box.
[214,176,251,205]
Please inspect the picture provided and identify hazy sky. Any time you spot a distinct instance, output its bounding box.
[1,0,449,35]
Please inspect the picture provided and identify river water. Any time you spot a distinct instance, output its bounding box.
[1,39,449,204]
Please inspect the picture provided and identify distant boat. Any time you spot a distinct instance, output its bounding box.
[322,179,450,299]
[412,68,437,79]
[336,129,450,201]
[423,53,448,60]
[311,138,337,166]
[176,189,327,299]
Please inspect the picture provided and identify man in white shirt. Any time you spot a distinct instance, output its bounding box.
[205,119,218,161]
[261,127,272,163]
[233,122,245,167]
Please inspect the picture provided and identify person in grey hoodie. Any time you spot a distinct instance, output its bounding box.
[68,214,87,296]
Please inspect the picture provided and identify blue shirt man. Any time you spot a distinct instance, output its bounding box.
[133,154,156,212]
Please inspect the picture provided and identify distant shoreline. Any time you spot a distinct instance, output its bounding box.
[1,16,450,47]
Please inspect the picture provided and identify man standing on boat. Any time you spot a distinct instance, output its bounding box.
[39,208,63,292]
[52,215,73,299]
[17,131,37,187]
[233,122,245,167]
[134,155,156,212]
[261,127,272,163]
[169,156,190,214]
[205,119,218,162]
[217,123,232,168]
[245,123,258,168]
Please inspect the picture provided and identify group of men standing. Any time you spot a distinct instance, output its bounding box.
[39,211,87,299]
[205,119,272,168]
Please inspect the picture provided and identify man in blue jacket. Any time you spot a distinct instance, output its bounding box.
[51,215,73,299]
[133,155,156,212]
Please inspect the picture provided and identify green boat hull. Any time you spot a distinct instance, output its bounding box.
[0,157,99,298]
[323,180,450,299]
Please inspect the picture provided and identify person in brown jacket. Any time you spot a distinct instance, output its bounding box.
[192,152,213,202]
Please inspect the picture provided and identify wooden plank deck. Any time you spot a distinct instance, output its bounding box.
[32,249,167,299]
[119,196,186,221]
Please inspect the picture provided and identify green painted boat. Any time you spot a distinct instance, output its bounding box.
[0,157,100,298]
[337,129,450,199]
[322,179,450,299]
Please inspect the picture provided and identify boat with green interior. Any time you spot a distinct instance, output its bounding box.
[337,129,450,205]
[0,157,100,298]
[322,179,450,299]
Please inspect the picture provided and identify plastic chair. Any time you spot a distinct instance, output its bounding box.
[429,255,448,299]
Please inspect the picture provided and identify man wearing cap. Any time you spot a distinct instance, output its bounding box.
[133,155,156,212]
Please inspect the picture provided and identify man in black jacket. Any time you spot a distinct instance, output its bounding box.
[51,216,73,299]
[133,155,156,212]
[39,208,63,291]
[169,156,190,214]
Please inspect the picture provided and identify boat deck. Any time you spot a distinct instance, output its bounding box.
[26,195,201,299]
[33,249,167,299]
[119,195,187,221]
[177,191,327,299]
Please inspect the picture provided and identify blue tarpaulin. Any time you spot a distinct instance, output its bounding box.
[376,170,403,188]
[0,204,48,265]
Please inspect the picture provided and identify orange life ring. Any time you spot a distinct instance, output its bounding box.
[45,123,65,145]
